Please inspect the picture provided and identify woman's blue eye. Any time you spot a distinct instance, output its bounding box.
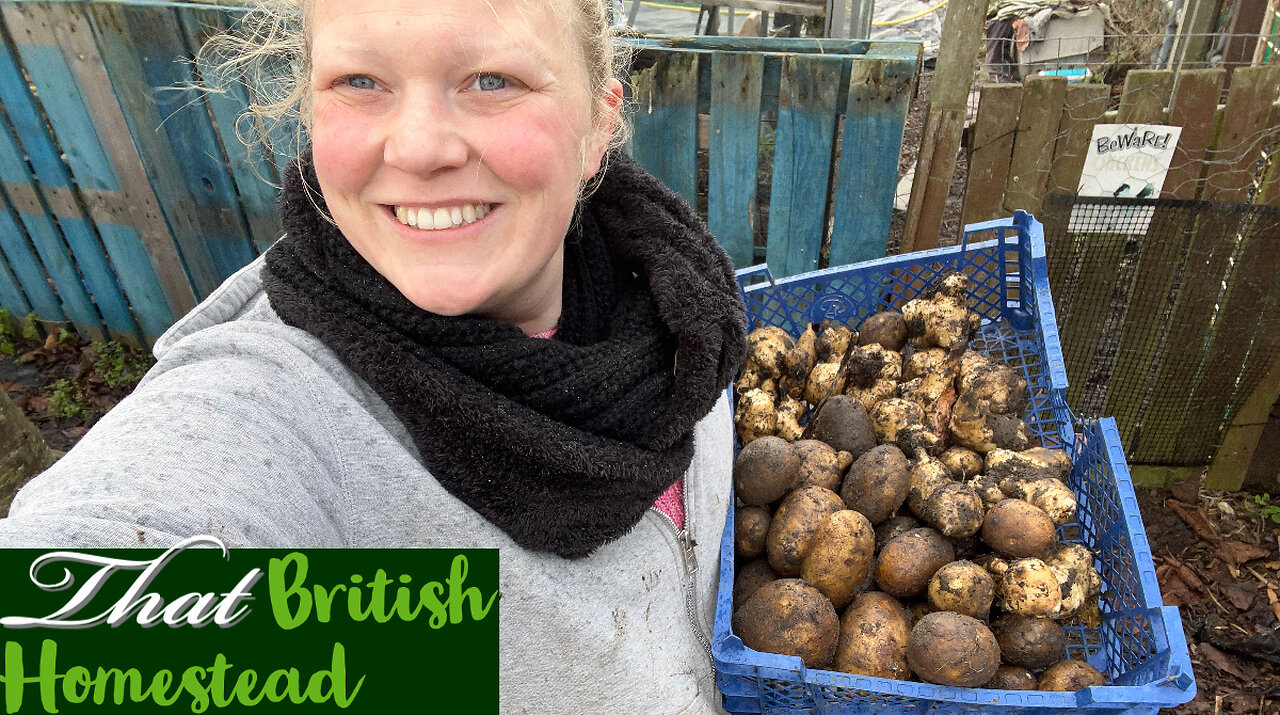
[345,76,377,90]
[475,73,507,91]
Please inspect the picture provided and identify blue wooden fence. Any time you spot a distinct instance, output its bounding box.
[0,0,919,345]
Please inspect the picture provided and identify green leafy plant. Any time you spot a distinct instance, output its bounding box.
[47,378,91,419]
[1250,493,1280,526]
[0,308,14,356]
[20,313,39,341]
[89,341,153,390]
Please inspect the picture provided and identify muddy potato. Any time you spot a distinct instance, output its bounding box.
[949,391,1032,454]
[805,361,845,405]
[775,395,807,442]
[985,665,1038,690]
[744,326,793,379]
[805,395,876,459]
[969,474,1006,508]
[903,348,949,381]
[901,275,982,351]
[999,558,1063,617]
[815,322,853,364]
[974,553,1010,591]
[981,499,1058,558]
[733,579,839,669]
[833,592,914,679]
[994,613,1067,669]
[844,344,902,414]
[780,324,817,399]
[1038,659,1107,691]
[733,558,779,608]
[847,378,899,415]
[857,311,908,352]
[922,481,985,538]
[958,354,1029,416]
[906,612,1001,687]
[927,560,995,620]
[801,510,876,608]
[1025,478,1078,526]
[840,444,911,524]
[767,486,846,576]
[939,446,984,478]
[735,505,772,560]
[905,455,951,519]
[733,436,799,507]
[874,515,919,550]
[1046,544,1101,619]
[871,397,926,446]
[874,527,956,598]
[793,440,853,492]
[735,388,778,445]
[986,448,1072,484]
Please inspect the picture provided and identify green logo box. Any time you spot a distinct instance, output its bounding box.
[0,540,499,713]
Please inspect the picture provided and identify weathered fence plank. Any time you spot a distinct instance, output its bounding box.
[0,254,30,319]
[3,1,188,338]
[1165,69,1226,199]
[0,197,63,322]
[764,55,841,276]
[1060,232,1125,413]
[1202,64,1280,202]
[0,23,138,341]
[1003,76,1066,216]
[631,50,700,213]
[1041,83,1110,297]
[829,53,914,265]
[1207,344,1280,490]
[961,84,1021,227]
[1116,70,1172,124]
[1171,210,1280,463]
[708,51,764,269]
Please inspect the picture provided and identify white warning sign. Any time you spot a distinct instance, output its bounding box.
[1070,124,1182,233]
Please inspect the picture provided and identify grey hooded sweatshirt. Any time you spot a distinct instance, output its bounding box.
[0,256,733,714]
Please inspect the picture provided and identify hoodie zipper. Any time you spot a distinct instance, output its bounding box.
[650,476,715,679]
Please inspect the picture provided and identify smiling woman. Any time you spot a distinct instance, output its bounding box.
[0,0,747,712]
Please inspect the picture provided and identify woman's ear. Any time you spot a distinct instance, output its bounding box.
[581,78,626,180]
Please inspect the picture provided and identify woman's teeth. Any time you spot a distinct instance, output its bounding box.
[394,203,490,230]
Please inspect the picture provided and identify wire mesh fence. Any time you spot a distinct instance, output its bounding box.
[1041,194,1280,466]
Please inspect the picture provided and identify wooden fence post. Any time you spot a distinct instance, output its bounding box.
[900,0,986,253]
[1207,346,1280,490]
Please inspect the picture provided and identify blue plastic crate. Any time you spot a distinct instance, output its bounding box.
[717,211,1196,714]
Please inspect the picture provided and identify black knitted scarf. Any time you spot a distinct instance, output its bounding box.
[262,153,746,558]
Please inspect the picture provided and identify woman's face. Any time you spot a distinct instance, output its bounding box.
[308,0,621,333]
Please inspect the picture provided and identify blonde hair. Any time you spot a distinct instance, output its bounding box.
[197,0,632,174]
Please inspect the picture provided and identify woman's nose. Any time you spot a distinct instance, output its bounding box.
[382,93,470,176]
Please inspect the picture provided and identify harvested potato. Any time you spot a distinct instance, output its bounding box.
[981,499,1058,558]
[986,448,1072,484]
[857,311,908,352]
[735,505,772,560]
[805,395,876,459]
[801,510,876,608]
[871,398,926,446]
[805,361,845,406]
[735,388,778,444]
[874,527,955,598]
[993,613,1067,669]
[958,351,1029,416]
[906,612,1001,687]
[767,486,846,576]
[775,394,807,442]
[1024,478,1078,526]
[985,665,1038,690]
[874,515,919,550]
[733,558,778,608]
[844,345,903,414]
[733,436,799,506]
[793,440,853,492]
[974,553,1011,591]
[744,326,793,379]
[923,481,985,538]
[949,391,1032,454]
[969,474,1007,508]
[780,323,817,399]
[847,378,899,416]
[905,454,952,519]
[927,560,995,620]
[840,444,911,525]
[999,558,1063,617]
[904,348,950,381]
[833,592,913,679]
[815,322,853,364]
[901,274,982,351]
[733,579,839,669]
[1046,544,1101,619]
[939,446,984,478]
[1038,659,1107,691]
[898,349,961,416]
[734,366,766,397]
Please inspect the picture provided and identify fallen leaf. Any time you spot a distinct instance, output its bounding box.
[1171,477,1201,504]
[42,333,56,350]
[24,394,50,412]
[1219,540,1271,566]
[1270,588,1280,624]
[1159,565,1202,607]
[1218,582,1258,611]
[58,426,87,440]
[1165,557,1206,591]
[1197,642,1250,680]
[1167,498,1221,543]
